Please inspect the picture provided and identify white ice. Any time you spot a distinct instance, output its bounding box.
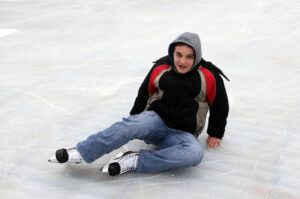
[0,0,299,198]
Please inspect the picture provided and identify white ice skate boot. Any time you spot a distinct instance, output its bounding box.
[48,147,84,164]
[101,151,139,176]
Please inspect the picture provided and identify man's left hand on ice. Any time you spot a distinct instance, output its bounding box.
[207,136,221,149]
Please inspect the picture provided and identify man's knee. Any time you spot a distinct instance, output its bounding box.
[184,142,204,166]
[132,111,163,130]
[124,111,157,123]
[194,147,204,165]
[119,111,163,139]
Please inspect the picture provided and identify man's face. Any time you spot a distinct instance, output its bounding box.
[173,45,195,74]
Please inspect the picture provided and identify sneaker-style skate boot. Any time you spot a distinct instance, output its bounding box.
[48,147,84,164]
[101,151,139,176]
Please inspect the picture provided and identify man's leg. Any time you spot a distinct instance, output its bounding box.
[76,111,167,163]
[137,129,204,173]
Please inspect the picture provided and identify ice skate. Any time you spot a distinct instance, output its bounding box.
[101,151,139,176]
[48,147,84,164]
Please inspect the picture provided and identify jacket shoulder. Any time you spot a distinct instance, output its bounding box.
[200,59,230,81]
[199,67,216,105]
[153,55,172,66]
[148,63,171,96]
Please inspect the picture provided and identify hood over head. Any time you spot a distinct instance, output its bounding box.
[168,32,202,70]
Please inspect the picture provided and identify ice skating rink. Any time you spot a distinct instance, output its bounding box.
[1,0,299,198]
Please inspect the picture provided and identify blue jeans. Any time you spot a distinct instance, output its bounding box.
[76,111,204,173]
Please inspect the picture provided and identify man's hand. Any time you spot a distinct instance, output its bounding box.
[207,136,221,149]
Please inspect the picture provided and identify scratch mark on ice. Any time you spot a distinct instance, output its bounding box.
[0,28,19,37]
[252,160,259,173]
[21,91,72,115]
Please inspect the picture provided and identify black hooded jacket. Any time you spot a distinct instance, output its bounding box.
[130,33,229,139]
[130,56,229,139]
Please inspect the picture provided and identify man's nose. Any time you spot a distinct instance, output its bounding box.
[180,57,186,64]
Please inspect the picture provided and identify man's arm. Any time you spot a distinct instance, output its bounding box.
[206,72,229,148]
[130,56,171,115]
[129,70,151,115]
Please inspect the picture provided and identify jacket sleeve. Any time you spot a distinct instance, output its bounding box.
[130,56,171,115]
[129,68,153,115]
[207,73,229,139]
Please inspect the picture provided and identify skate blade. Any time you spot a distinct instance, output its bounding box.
[101,152,125,173]
[48,156,59,163]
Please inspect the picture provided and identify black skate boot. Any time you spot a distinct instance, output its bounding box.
[48,147,84,164]
[101,151,139,176]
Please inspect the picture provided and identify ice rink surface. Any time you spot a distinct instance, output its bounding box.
[1,0,300,198]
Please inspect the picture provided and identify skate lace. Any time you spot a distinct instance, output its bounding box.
[68,148,83,163]
[118,153,138,174]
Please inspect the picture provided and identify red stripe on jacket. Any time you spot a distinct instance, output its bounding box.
[199,67,216,105]
[148,65,170,96]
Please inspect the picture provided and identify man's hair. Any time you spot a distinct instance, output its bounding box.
[174,42,195,55]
